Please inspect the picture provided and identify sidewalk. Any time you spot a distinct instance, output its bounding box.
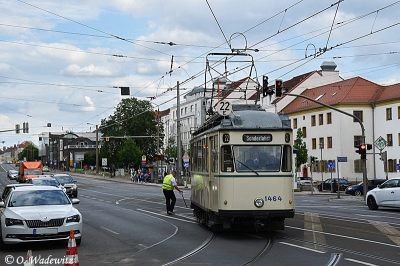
[53,169,191,190]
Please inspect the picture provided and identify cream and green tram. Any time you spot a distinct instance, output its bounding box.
[190,105,295,230]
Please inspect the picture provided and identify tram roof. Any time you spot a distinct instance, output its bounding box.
[192,105,291,136]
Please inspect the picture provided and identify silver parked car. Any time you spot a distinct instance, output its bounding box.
[366,177,400,210]
[0,186,82,248]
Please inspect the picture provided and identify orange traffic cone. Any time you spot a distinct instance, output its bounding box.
[65,230,79,266]
[24,250,34,266]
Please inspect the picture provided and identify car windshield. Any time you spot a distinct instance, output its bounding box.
[8,190,70,207]
[31,179,60,187]
[10,170,18,174]
[55,176,74,184]
[25,169,41,175]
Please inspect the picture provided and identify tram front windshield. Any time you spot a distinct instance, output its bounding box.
[233,145,282,172]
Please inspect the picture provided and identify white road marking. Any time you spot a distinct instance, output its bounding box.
[345,258,378,266]
[304,212,328,252]
[101,226,119,234]
[369,220,400,246]
[279,241,325,253]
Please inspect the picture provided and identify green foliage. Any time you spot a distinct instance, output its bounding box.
[83,152,96,166]
[100,97,164,168]
[117,138,142,169]
[164,137,184,162]
[18,144,38,161]
[294,128,308,170]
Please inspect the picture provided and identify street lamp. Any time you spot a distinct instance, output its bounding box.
[87,123,99,174]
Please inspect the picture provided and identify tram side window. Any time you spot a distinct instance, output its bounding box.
[202,138,208,173]
[211,135,218,173]
[221,145,233,172]
[282,145,292,172]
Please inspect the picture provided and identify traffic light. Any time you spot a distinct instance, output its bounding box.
[311,156,317,165]
[356,143,367,159]
[262,75,269,97]
[359,143,366,159]
[22,122,29,133]
[15,124,20,134]
[275,79,283,97]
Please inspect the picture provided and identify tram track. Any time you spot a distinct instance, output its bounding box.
[278,232,400,265]
[241,231,275,266]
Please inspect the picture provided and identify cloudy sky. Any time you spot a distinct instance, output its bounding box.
[1,0,400,148]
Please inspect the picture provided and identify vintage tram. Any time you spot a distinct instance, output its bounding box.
[190,104,295,230]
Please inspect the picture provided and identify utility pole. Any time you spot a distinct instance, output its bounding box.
[95,124,99,174]
[176,81,182,185]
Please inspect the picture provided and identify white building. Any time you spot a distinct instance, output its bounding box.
[282,77,400,182]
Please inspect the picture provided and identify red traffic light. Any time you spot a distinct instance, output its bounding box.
[276,80,282,87]
[360,144,366,150]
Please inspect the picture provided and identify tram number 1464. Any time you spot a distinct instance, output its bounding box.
[265,196,283,202]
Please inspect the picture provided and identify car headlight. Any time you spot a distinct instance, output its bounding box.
[347,187,352,190]
[66,214,80,223]
[254,198,264,208]
[5,218,24,226]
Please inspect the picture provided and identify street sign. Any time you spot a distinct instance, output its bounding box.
[397,164,400,171]
[327,162,336,168]
[374,136,387,150]
[337,157,347,162]
[182,152,190,162]
[142,155,146,167]
[102,158,107,166]
[183,162,189,168]
[216,100,232,116]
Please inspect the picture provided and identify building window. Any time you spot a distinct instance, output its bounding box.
[303,116,305,120]
[327,112,332,124]
[293,118,297,129]
[386,108,392,120]
[311,115,316,126]
[353,111,363,122]
[354,136,363,147]
[319,114,323,125]
[327,137,332,148]
[302,127,307,138]
[312,138,316,149]
[388,159,395,172]
[398,106,400,119]
[191,105,193,112]
[319,138,324,149]
[398,133,400,146]
[387,134,393,146]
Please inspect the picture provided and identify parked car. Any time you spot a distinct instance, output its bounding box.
[27,176,66,193]
[317,178,351,192]
[366,177,400,210]
[53,174,78,198]
[42,165,50,172]
[1,184,34,201]
[0,185,82,248]
[7,170,19,180]
[345,179,386,196]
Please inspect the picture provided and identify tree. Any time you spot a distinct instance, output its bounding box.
[164,137,184,164]
[18,144,38,161]
[100,97,164,168]
[83,152,96,167]
[117,138,142,169]
[293,128,308,173]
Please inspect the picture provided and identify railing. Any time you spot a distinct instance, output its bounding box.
[64,145,96,149]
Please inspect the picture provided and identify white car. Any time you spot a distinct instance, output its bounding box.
[0,186,82,248]
[366,177,400,210]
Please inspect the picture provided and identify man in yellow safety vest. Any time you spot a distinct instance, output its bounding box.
[162,170,183,215]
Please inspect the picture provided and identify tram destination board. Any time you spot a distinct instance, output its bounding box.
[242,134,272,142]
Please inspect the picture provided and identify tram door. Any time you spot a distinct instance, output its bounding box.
[208,135,218,211]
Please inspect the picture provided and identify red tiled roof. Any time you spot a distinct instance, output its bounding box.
[281,77,389,114]
[375,83,400,103]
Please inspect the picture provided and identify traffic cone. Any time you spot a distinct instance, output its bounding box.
[65,230,79,266]
[24,250,34,266]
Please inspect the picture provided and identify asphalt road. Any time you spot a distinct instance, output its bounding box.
[0,165,399,266]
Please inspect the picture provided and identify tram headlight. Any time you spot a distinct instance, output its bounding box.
[254,198,264,208]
